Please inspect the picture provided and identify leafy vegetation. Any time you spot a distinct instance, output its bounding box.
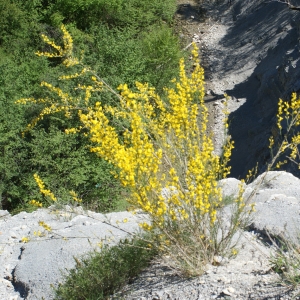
[54,235,157,300]
[0,0,182,213]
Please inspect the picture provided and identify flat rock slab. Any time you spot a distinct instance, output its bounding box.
[0,206,147,300]
[244,171,300,241]
[219,171,300,241]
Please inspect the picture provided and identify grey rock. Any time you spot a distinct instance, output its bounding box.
[0,210,10,218]
[218,178,244,198]
[0,206,147,300]
[243,171,300,242]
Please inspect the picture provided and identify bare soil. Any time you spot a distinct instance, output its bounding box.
[174,0,228,155]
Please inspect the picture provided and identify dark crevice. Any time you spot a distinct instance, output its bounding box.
[10,266,29,299]
[246,224,286,248]
[8,246,30,299]
[18,246,25,260]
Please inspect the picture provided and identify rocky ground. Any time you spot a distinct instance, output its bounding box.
[117,172,300,300]
[0,207,148,299]
[3,171,300,299]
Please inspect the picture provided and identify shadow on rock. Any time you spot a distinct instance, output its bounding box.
[215,1,300,178]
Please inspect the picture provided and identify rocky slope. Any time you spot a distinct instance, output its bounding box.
[0,208,147,299]
[197,0,300,178]
[177,0,300,178]
[1,171,300,299]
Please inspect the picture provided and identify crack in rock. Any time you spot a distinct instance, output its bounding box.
[11,266,29,299]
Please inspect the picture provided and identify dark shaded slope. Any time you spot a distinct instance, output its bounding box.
[206,0,300,178]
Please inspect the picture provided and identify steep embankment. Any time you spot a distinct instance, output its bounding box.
[198,0,300,178]
[146,0,300,178]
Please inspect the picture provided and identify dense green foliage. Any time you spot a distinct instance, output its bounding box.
[0,0,182,213]
[54,236,157,300]
[43,0,176,29]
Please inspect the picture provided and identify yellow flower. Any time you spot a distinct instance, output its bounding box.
[38,221,52,232]
[29,200,43,207]
[69,190,82,202]
[33,174,57,202]
[231,248,238,256]
[21,237,29,243]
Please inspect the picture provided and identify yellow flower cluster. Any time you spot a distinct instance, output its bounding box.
[33,173,57,202]
[65,128,78,134]
[235,180,246,210]
[16,97,49,106]
[21,25,237,229]
[21,237,30,243]
[277,93,300,130]
[275,160,287,169]
[269,136,274,149]
[268,92,300,170]
[38,221,52,232]
[35,25,79,67]
[221,139,234,178]
[69,190,82,202]
[245,165,258,182]
[16,25,113,135]
[277,99,284,130]
[29,200,43,207]
[78,43,234,227]
[33,230,44,237]
[59,67,88,80]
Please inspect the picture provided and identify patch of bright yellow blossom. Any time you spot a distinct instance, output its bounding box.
[38,221,52,232]
[36,25,79,67]
[21,237,30,243]
[78,42,235,227]
[69,190,82,202]
[269,92,300,170]
[33,173,57,202]
[33,230,44,237]
[231,248,238,256]
[29,200,43,207]
[65,128,78,134]
[19,26,237,233]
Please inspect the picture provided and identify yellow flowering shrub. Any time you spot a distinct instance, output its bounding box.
[33,173,57,202]
[269,92,300,170]
[30,173,83,207]
[18,25,249,275]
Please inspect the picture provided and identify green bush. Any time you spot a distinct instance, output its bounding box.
[0,48,125,213]
[44,0,177,29]
[83,23,182,92]
[0,0,182,213]
[54,236,157,300]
